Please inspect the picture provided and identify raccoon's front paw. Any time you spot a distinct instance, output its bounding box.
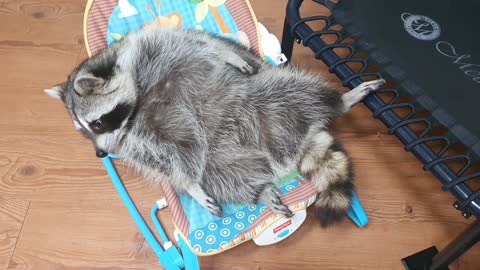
[270,196,294,218]
[239,62,257,75]
[206,197,223,217]
[260,188,294,218]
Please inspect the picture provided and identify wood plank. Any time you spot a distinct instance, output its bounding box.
[461,238,480,270]
[8,199,165,270]
[0,0,87,46]
[6,190,472,269]
[0,0,86,89]
[0,198,29,270]
[7,197,471,270]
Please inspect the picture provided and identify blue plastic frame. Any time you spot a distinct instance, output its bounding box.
[102,154,197,270]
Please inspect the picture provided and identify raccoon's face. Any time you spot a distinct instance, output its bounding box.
[44,49,137,158]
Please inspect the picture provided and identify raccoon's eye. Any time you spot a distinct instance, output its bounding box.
[90,119,104,131]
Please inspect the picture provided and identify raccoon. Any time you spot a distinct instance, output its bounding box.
[45,25,384,226]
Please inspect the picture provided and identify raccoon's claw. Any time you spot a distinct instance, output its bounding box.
[270,195,294,218]
[260,188,294,218]
[357,78,386,94]
[273,202,294,218]
[186,183,224,216]
[341,78,386,112]
[206,198,223,217]
[239,62,257,75]
[223,50,257,75]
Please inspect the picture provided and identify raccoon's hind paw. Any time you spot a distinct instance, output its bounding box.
[186,183,223,217]
[259,188,294,218]
[206,197,223,217]
[239,62,257,75]
[342,78,386,112]
[359,78,386,93]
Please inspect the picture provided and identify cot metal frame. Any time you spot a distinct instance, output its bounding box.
[281,1,480,269]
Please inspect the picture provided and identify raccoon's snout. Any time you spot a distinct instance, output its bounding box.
[96,149,108,158]
[93,139,108,158]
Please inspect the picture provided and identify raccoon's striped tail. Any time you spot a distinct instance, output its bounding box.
[300,131,354,227]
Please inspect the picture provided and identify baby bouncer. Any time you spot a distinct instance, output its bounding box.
[84,1,368,269]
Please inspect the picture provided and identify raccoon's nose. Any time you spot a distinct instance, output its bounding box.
[95,149,108,158]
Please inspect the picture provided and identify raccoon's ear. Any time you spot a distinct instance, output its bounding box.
[44,85,64,100]
[74,75,106,96]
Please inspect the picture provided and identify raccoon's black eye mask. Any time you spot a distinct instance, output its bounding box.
[89,103,133,134]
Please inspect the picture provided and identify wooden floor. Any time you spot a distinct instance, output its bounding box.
[0,0,479,269]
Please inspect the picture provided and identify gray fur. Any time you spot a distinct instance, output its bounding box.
[45,25,384,226]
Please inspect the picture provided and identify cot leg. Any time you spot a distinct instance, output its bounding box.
[430,219,480,270]
[401,219,480,270]
[281,17,295,62]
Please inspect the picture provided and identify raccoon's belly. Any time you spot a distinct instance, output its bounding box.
[199,148,300,204]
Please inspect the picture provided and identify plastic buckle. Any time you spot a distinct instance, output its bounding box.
[160,243,185,270]
[276,53,288,65]
[174,230,201,270]
[157,198,168,209]
[346,192,368,227]
[150,204,186,269]
[265,53,288,66]
[159,253,182,270]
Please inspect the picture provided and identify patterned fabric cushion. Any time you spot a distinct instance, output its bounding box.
[84,0,262,57]
[177,173,316,254]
